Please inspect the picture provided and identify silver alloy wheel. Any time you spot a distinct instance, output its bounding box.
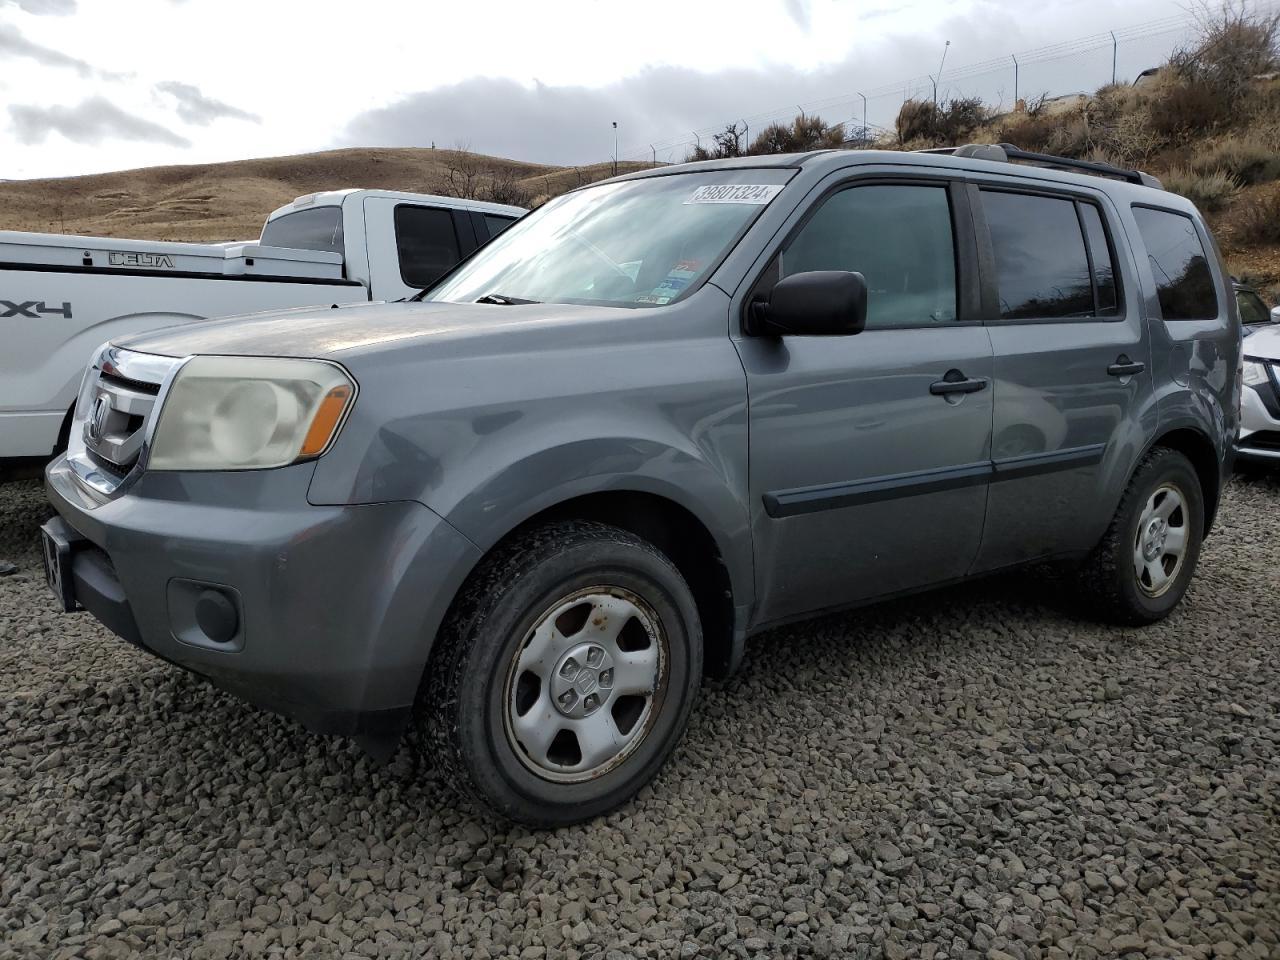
[503,586,667,783]
[1132,482,1189,598]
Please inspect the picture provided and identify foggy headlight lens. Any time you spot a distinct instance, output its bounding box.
[149,356,356,470]
[1243,358,1270,387]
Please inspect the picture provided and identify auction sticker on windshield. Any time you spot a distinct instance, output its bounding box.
[685,184,784,204]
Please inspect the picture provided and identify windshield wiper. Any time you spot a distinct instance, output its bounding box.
[475,293,540,305]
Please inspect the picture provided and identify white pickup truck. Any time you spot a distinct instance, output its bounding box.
[0,189,524,464]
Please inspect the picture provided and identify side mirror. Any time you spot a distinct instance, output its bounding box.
[1270,305,1280,323]
[750,271,867,337]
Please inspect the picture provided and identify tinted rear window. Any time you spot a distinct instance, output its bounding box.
[395,205,462,289]
[983,191,1094,319]
[1132,207,1218,321]
[1238,288,1269,325]
[1079,203,1119,315]
[484,214,516,238]
[260,207,344,255]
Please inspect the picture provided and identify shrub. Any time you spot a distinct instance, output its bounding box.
[1170,1,1280,102]
[1190,135,1280,184]
[1089,112,1163,165]
[1144,76,1234,138]
[896,100,934,144]
[747,114,844,155]
[935,97,989,144]
[996,111,1088,157]
[1162,166,1240,211]
[1234,190,1280,244]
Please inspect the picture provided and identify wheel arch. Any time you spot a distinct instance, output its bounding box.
[453,486,746,681]
[1144,424,1224,535]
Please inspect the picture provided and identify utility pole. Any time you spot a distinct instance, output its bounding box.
[612,121,618,176]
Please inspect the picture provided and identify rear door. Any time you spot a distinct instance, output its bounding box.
[737,177,995,625]
[972,185,1155,571]
[363,198,475,300]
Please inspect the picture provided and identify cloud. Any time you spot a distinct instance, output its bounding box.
[337,35,961,167]
[783,0,809,30]
[9,97,192,147]
[155,81,260,125]
[0,23,128,80]
[0,24,95,76]
[3,0,76,13]
[335,2,1141,168]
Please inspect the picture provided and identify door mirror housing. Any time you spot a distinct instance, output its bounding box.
[1270,305,1280,323]
[750,270,868,337]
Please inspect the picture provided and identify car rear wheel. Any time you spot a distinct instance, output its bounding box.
[420,520,702,826]
[1078,446,1204,625]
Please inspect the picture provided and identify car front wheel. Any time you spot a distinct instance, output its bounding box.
[421,520,702,826]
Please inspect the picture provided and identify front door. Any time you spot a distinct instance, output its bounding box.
[972,187,1154,571]
[737,180,995,625]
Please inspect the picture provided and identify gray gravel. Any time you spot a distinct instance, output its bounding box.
[1,476,1278,960]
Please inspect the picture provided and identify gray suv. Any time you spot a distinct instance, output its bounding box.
[41,144,1239,825]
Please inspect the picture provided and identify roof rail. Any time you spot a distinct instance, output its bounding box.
[918,142,1163,189]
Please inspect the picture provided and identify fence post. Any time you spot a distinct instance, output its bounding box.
[1012,54,1019,107]
[1111,31,1118,86]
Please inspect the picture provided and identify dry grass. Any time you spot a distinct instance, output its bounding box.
[1233,189,1280,245]
[0,148,650,242]
[1189,134,1280,184]
[1163,166,1240,211]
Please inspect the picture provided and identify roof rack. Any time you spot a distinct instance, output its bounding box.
[918,142,1163,189]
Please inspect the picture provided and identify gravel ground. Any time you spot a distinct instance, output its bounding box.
[1,476,1277,960]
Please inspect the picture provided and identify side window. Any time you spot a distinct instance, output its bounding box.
[1132,206,1219,321]
[779,183,957,329]
[394,205,462,289]
[1238,289,1270,325]
[1078,203,1119,315]
[982,190,1098,319]
[484,214,516,238]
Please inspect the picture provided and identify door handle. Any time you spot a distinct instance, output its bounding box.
[1107,356,1145,377]
[930,372,989,396]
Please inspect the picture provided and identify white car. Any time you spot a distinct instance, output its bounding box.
[1237,292,1280,462]
[1,189,523,466]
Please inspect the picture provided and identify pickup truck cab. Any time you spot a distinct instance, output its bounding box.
[41,146,1238,826]
[1,189,523,465]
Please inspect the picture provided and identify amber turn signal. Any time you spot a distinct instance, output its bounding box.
[299,384,353,457]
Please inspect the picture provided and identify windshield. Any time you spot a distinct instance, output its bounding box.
[426,170,793,308]
[1237,288,1270,325]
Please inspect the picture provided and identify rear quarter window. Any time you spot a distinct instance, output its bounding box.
[1132,206,1219,321]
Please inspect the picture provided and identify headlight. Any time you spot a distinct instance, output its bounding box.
[1243,358,1271,387]
[148,356,356,471]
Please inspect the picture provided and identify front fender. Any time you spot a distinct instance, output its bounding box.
[442,436,753,603]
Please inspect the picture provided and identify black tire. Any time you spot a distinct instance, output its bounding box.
[420,520,702,826]
[1078,446,1204,625]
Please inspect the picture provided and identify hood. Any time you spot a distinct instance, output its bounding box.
[114,299,632,361]
[1243,322,1280,361]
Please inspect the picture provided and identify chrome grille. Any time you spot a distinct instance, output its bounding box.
[84,376,156,468]
[67,346,183,498]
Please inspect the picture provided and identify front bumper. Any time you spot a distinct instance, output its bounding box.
[44,455,480,738]
[1236,377,1280,462]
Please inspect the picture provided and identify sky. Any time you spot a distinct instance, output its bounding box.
[0,0,1221,180]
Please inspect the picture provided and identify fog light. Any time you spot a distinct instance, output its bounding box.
[194,589,239,645]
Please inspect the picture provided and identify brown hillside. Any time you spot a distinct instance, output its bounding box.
[0,148,650,242]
